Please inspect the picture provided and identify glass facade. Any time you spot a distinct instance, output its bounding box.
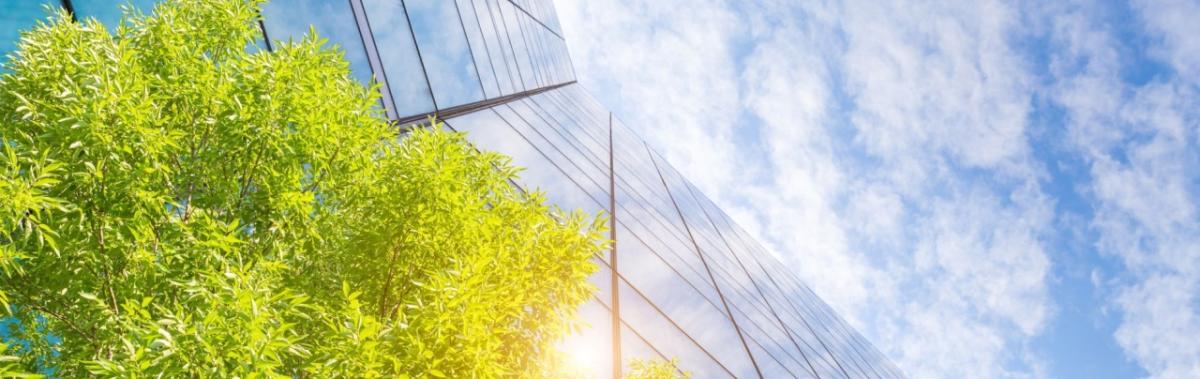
[0,1,901,377]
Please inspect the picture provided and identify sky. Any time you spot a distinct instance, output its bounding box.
[555,0,1200,378]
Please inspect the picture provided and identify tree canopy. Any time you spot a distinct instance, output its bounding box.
[0,0,607,377]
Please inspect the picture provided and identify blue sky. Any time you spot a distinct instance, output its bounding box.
[556,0,1200,377]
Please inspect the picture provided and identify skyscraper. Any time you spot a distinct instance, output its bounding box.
[0,1,904,377]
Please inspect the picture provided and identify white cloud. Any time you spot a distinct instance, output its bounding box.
[559,0,1056,377]
[1048,1,1200,377]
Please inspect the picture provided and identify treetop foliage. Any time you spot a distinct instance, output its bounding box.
[0,0,607,377]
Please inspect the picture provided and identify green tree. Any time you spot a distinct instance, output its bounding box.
[0,0,606,377]
[626,359,690,379]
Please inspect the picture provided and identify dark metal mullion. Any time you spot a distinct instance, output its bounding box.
[685,183,824,379]
[60,0,77,21]
[648,145,765,379]
[350,0,400,120]
[398,0,439,110]
[608,111,622,379]
[493,0,528,91]
[257,18,273,52]
[451,0,489,100]
[466,0,505,95]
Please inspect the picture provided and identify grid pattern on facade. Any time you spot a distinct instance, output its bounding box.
[0,1,904,378]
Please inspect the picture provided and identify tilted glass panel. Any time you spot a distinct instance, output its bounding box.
[70,0,159,28]
[477,0,522,93]
[701,195,846,378]
[661,172,826,375]
[495,0,536,90]
[445,107,606,216]
[525,92,608,170]
[620,323,673,375]
[453,0,500,98]
[615,223,762,377]
[617,280,734,378]
[520,15,547,86]
[561,298,613,379]
[492,103,609,206]
[260,0,372,85]
[360,0,434,118]
[507,98,607,175]
[0,0,57,69]
[404,0,484,108]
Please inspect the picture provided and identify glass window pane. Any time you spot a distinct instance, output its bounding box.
[470,0,516,95]
[361,0,435,118]
[404,0,484,108]
[260,0,372,85]
[71,0,159,28]
[496,0,536,90]
[454,0,500,99]
[445,108,606,216]
[0,0,57,69]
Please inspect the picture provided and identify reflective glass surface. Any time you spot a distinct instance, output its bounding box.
[0,0,56,68]
[404,0,484,108]
[454,0,500,98]
[0,1,904,375]
[361,0,435,117]
[260,0,373,85]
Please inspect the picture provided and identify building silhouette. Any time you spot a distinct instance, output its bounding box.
[1,1,904,378]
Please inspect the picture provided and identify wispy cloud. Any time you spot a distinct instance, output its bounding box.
[560,0,1200,376]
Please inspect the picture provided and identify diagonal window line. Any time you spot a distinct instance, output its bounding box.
[648,144,766,379]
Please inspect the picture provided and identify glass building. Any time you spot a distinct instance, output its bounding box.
[1,1,904,377]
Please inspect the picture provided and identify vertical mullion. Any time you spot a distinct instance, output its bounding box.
[608,112,622,379]
[60,0,77,21]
